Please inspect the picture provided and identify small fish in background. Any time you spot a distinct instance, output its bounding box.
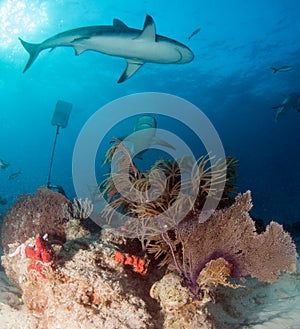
[0,159,9,170]
[8,170,22,180]
[272,92,300,121]
[0,196,7,205]
[270,65,293,73]
[187,27,201,41]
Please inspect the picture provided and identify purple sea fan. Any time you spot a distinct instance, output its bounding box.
[166,191,297,297]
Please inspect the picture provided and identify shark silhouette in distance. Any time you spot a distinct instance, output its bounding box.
[19,15,194,83]
[114,115,176,160]
[270,65,293,74]
[272,92,300,121]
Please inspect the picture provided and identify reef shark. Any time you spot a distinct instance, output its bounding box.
[272,92,300,121]
[19,15,194,83]
[116,115,175,159]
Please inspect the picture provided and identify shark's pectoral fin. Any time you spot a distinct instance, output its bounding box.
[73,46,87,56]
[138,14,156,41]
[113,18,128,29]
[71,37,90,55]
[152,137,176,150]
[118,59,144,83]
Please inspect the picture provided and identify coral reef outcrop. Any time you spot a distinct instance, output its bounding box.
[0,148,298,328]
[1,228,163,329]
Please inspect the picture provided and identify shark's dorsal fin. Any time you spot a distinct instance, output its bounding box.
[113,18,128,28]
[118,59,144,83]
[138,15,156,41]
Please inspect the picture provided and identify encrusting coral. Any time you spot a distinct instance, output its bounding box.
[114,251,149,276]
[150,272,214,329]
[8,234,54,280]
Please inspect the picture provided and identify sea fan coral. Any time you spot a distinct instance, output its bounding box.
[162,192,297,298]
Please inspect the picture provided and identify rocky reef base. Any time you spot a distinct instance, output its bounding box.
[1,229,164,329]
[0,187,299,329]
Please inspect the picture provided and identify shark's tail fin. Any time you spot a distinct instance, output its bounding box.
[19,38,41,73]
[270,67,278,73]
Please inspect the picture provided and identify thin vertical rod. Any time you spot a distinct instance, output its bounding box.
[47,125,60,187]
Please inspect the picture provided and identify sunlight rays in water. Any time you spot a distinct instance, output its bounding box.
[0,0,48,48]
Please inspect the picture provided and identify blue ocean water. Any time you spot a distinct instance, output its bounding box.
[0,0,300,229]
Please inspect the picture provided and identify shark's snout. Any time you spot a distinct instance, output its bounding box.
[175,45,194,64]
[181,47,194,63]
